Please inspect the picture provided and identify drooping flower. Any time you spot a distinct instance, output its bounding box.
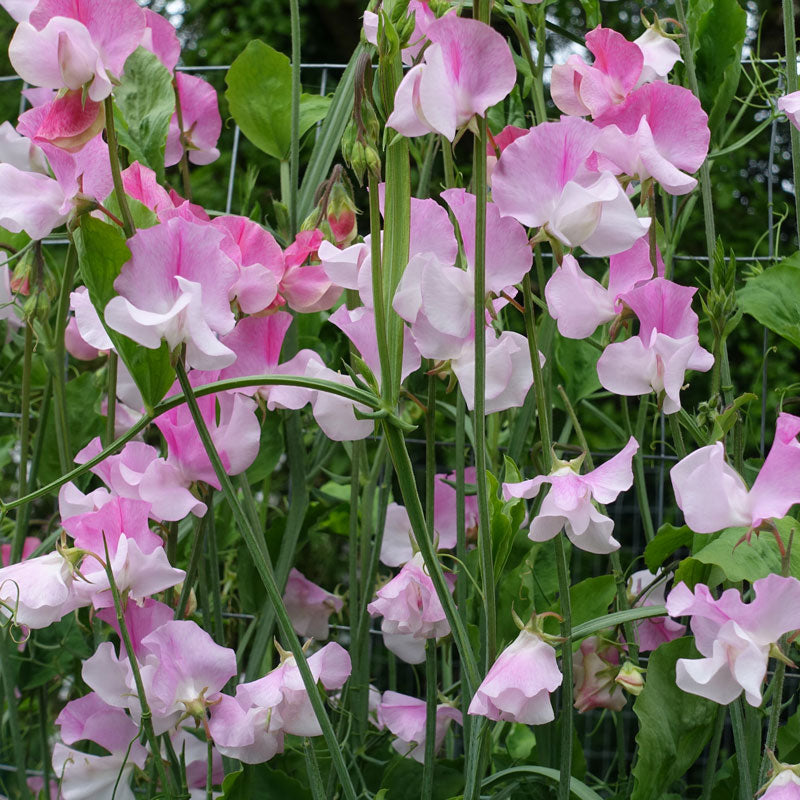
[283,568,343,641]
[573,636,626,713]
[627,569,685,652]
[762,764,800,800]
[377,691,461,762]
[468,628,562,724]
[165,72,222,167]
[386,13,516,141]
[665,575,800,706]
[503,437,638,554]
[670,412,800,534]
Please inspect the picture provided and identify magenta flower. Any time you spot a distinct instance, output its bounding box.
[468,629,562,724]
[596,278,713,413]
[141,7,180,72]
[503,437,638,554]
[10,0,145,102]
[670,413,800,534]
[386,13,516,140]
[283,568,343,641]
[573,636,626,713]
[665,575,800,706]
[492,117,651,256]
[104,217,238,370]
[377,691,461,762]
[627,569,685,652]
[166,72,222,167]
[367,552,453,664]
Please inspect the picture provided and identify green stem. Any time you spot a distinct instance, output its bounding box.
[105,351,118,447]
[38,685,51,800]
[632,397,655,542]
[289,0,301,235]
[554,535,573,800]
[784,0,800,239]
[174,361,358,800]
[172,78,193,202]
[426,369,437,534]
[422,640,438,800]
[532,3,548,126]
[729,698,754,800]
[759,660,786,786]
[204,496,225,645]
[1,630,30,799]
[206,738,214,800]
[702,706,725,800]
[304,738,326,800]
[368,172,393,402]
[103,96,135,238]
[11,322,33,562]
[523,272,551,470]
[668,412,687,459]
[174,512,207,620]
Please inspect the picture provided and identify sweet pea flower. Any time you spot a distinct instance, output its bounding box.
[166,72,222,167]
[670,412,800,535]
[367,552,454,664]
[278,229,342,313]
[141,7,180,73]
[627,569,685,652]
[10,0,146,102]
[53,693,147,800]
[208,641,351,762]
[386,13,516,140]
[486,124,528,183]
[0,120,47,172]
[503,437,638,554]
[378,691,461,762]
[283,568,343,640]
[492,117,651,256]
[468,628,562,724]
[0,1,36,22]
[104,217,238,370]
[363,0,436,65]
[573,636,626,713]
[596,278,713,413]
[665,575,800,706]
[633,26,682,84]
[593,82,710,195]
[779,91,800,131]
[762,766,800,800]
[379,503,417,568]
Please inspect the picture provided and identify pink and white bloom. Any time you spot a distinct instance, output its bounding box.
[665,575,800,706]
[367,552,453,664]
[670,412,800,534]
[492,117,651,256]
[596,278,714,413]
[10,0,146,102]
[573,636,626,713]
[363,0,436,65]
[627,569,685,652]
[283,568,343,641]
[278,229,342,313]
[166,72,222,167]
[386,13,516,140]
[779,91,800,131]
[0,120,46,172]
[762,767,800,800]
[104,217,238,370]
[633,27,682,84]
[378,691,461,762]
[468,629,562,724]
[503,437,638,554]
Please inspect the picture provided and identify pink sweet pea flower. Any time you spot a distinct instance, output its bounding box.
[104,217,238,370]
[670,413,800,534]
[551,26,644,118]
[762,767,800,800]
[378,691,461,762]
[279,229,342,313]
[95,598,174,659]
[633,27,682,84]
[10,0,146,102]
[596,278,713,413]
[166,72,222,167]
[0,536,39,566]
[627,569,685,652]
[386,13,516,141]
[141,8,180,73]
[573,636,626,713]
[503,437,638,554]
[486,124,528,184]
[0,1,36,22]
[0,120,47,172]
[779,91,800,131]
[593,82,710,195]
[546,237,663,339]
[283,568,343,641]
[468,628,562,724]
[492,117,651,256]
[363,0,436,65]
[367,552,453,664]
[665,575,800,706]
[208,641,351,762]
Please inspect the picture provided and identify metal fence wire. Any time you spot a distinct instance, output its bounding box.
[0,56,792,791]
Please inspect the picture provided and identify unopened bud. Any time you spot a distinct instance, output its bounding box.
[615,661,645,696]
[327,176,358,246]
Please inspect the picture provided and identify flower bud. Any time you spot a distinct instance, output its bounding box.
[615,661,645,696]
[326,179,358,246]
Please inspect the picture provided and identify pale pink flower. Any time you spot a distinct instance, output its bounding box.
[468,629,562,724]
[104,217,238,370]
[386,13,516,140]
[0,536,39,566]
[503,437,638,554]
[779,91,800,131]
[166,72,222,167]
[486,124,528,184]
[633,27,682,84]
[666,575,800,706]
[492,117,651,256]
[573,636,626,713]
[278,229,342,313]
[379,503,416,568]
[670,413,800,534]
[283,568,343,640]
[378,691,461,762]
[368,552,453,664]
[596,278,714,413]
[627,569,685,652]
[141,8,180,73]
[762,767,800,800]
[0,1,36,22]
[0,120,46,172]
[363,0,436,65]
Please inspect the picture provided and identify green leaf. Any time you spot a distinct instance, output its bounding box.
[380,757,465,799]
[488,470,526,582]
[506,723,536,760]
[72,216,174,411]
[113,47,175,180]
[709,392,757,442]
[299,93,332,136]
[738,253,800,349]
[555,336,601,404]
[631,637,718,800]
[687,0,747,136]
[482,766,605,800]
[221,764,312,799]
[569,575,617,630]
[644,523,694,572]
